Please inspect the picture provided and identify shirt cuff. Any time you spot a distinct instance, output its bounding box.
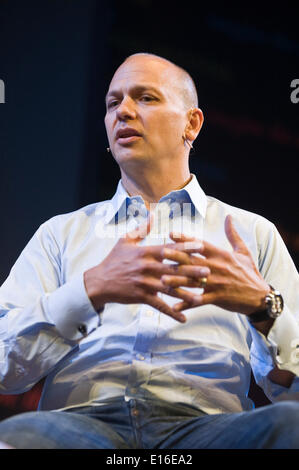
[249,305,299,376]
[43,274,100,342]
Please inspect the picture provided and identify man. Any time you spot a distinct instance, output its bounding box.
[0,52,299,449]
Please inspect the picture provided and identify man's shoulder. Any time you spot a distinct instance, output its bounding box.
[205,195,277,246]
[39,199,112,233]
[206,195,273,226]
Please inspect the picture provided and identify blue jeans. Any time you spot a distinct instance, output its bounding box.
[0,398,299,449]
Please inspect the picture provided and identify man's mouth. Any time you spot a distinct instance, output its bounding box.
[115,128,142,144]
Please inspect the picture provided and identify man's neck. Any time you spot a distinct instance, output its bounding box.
[121,169,192,210]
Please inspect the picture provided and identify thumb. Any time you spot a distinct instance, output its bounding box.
[225,215,249,253]
[126,212,154,243]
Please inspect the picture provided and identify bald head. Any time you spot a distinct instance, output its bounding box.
[105,51,204,169]
[121,52,198,111]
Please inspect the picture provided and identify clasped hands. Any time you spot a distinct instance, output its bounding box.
[84,215,270,323]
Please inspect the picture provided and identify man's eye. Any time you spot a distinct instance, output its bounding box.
[107,100,118,109]
[140,95,156,102]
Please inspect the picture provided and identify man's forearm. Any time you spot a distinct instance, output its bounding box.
[84,267,106,312]
[268,366,296,388]
[251,318,275,337]
[251,317,296,388]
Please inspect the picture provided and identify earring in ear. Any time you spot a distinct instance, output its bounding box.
[182,135,193,149]
[106,147,110,153]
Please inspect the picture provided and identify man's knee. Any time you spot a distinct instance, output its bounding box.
[0,411,55,448]
[0,410,129,449]
[261,401,299,448]
[268,401,299,424]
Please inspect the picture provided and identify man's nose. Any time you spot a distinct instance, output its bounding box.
[116,96,136,120]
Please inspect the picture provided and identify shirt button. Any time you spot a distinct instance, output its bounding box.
[132,409,139,416]
[15,365,24,376]
[78,324,87,336]
[136,353,145,361]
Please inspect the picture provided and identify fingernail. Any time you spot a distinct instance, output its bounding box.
[171,232,182,238]
[193,295,202,304]
[178,314,186,322]
[183,241,203,251]
[200,268,210,276]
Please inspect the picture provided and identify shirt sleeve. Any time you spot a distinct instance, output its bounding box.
[0,219,100,394]
[249,218,299,402]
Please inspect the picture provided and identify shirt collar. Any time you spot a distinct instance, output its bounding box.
[104,174,207,224]
[160,174,207,219]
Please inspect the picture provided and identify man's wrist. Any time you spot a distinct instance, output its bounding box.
[248,285,283,336]
[83,268,105,313]
[45,274,101,341]
[250,317,275,337]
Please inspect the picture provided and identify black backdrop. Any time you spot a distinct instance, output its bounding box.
[0,0,298,285]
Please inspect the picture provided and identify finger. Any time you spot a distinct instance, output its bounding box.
[161,275,207,288]
[163,248,192,265]
[162,264,210,279]
[163,249,209,272]
[173,300,192,312]
[142,261,210,279]
[139,243,201,263]
[170,232,195,242]
[147,277,204,306]
[166,239,203,254]
[142,239,203,262]
[145,294,186,323]
[173,292,217,311]
[161,283,204,305]
[163,247,199,265]
[193,239,225,258]
[224,215,249,254]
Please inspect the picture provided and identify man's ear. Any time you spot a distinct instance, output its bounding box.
[184,108,204,143]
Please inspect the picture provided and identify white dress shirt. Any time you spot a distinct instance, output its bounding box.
[1,174,299,414]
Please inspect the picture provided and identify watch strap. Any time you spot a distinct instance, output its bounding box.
[248,285,283,324]
[248,309,270,323]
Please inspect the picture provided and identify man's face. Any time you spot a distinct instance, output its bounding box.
[104,56,189,168]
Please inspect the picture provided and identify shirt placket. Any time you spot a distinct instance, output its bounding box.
[124,203,171,402]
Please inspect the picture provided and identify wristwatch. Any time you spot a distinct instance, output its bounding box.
[248,285,284,323]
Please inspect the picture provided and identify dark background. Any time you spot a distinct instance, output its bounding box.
[0,0,298,417]
[0,0,298,284]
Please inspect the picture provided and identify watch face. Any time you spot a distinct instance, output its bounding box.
[267,290,283,318]
[249,287,284,323]
[269,309,282,319]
